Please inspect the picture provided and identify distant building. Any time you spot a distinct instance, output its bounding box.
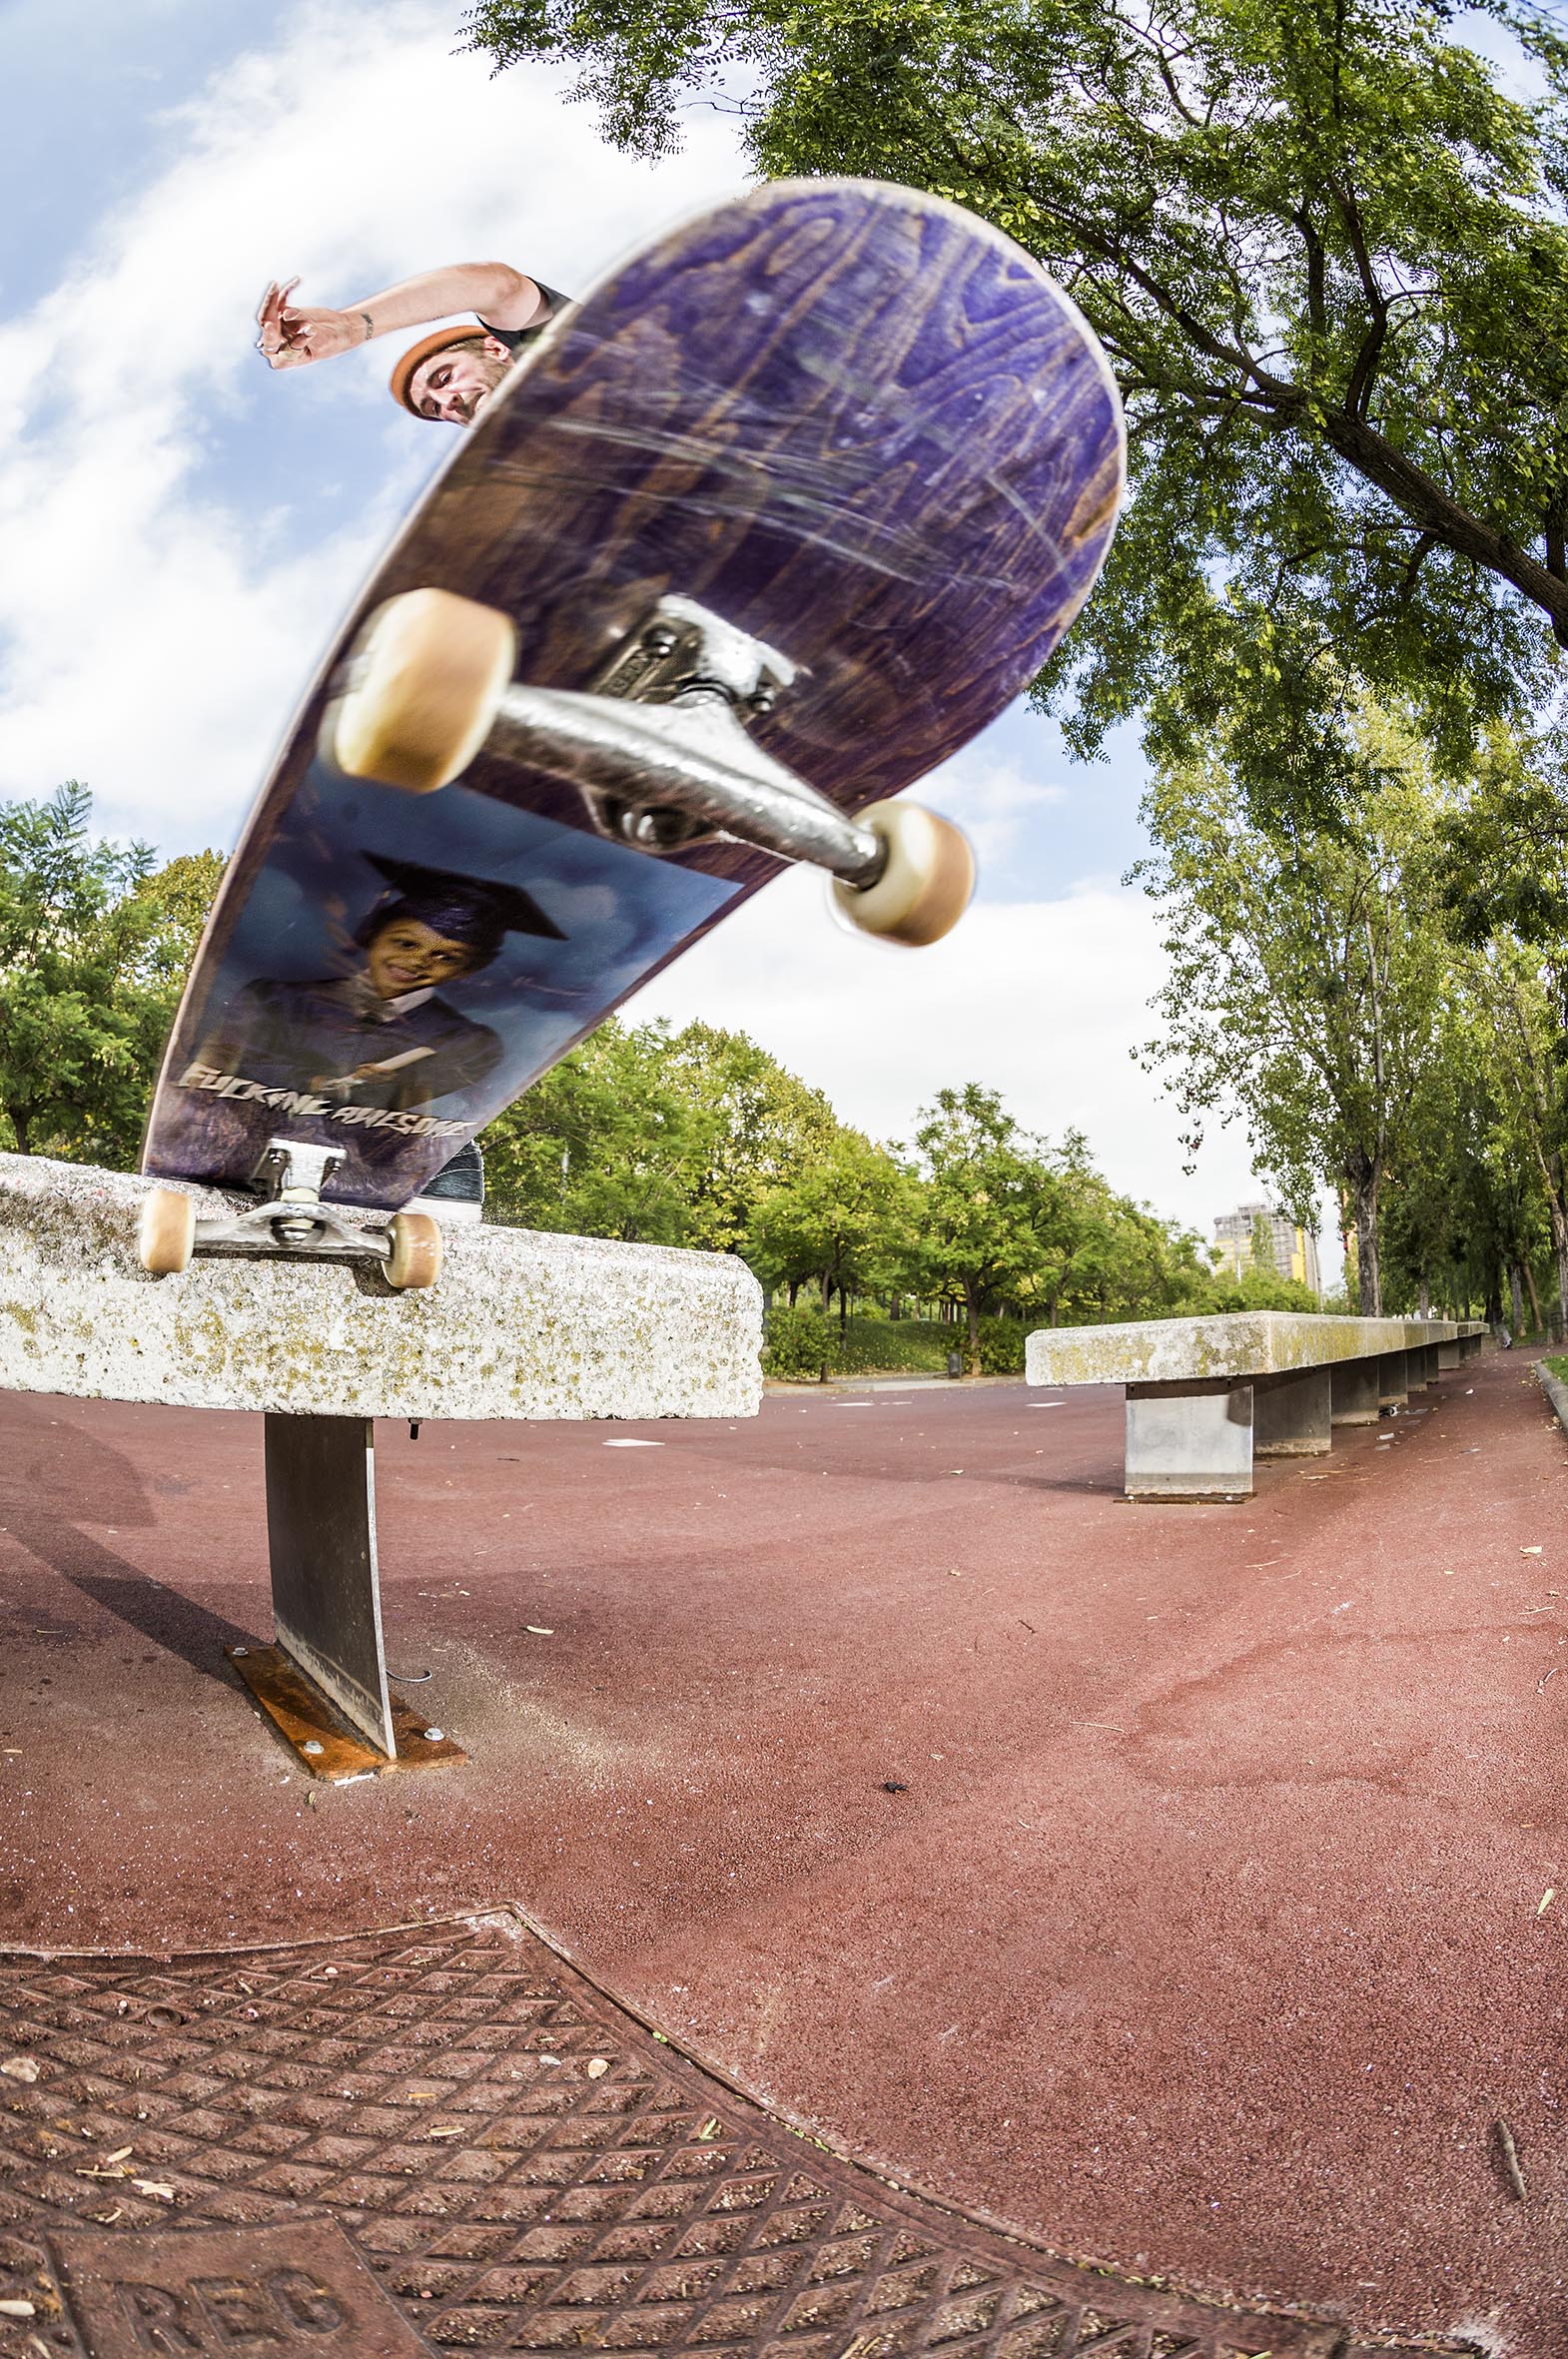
[1213,1199,1320,1294]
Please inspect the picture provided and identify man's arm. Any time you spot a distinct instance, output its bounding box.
[256,264,547,370]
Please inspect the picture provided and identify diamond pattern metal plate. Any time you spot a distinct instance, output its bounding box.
[0,1912,1450,2359]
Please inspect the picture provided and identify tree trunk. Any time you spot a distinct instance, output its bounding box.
[1522,1259,1545,1336]
[1352,1176,1381,1315]
[787,1279,799,1308]
[1509,1264,1525,1336]
[1418,1275,1430,1318]
[965,1281,982,1377]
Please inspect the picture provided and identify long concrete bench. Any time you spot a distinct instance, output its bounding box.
[0,1154,761,1771]
[1024,1310,1485,1502]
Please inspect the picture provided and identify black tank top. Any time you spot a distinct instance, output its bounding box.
[477,282,573,357]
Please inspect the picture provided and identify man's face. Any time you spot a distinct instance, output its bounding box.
[367,919,478,997]
[406,335,513,426]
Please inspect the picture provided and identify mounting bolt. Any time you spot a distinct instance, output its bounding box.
[303,1740,324,1756]
[232,1646,248,1658]
[422,1728,444,1744]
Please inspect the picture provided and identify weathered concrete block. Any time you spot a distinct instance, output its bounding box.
[1253,1365,1332,1456]
[0,1155,762,1422]
[1126,1379,1252,1500]
[1377,1350,1409,1409]
[1331,1358,1381,1425]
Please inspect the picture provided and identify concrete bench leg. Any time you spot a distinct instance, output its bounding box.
[1331,1358,1380,1425]
[1253,1366,1332,1456]
[1438,1340,1460,1371]
[1378,1351,1408,1409]
[1126,1379,1252,1501]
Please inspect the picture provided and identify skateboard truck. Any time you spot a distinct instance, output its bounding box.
[329,589,976,948]
[539,593,869,871]
[137,1140,443,1287]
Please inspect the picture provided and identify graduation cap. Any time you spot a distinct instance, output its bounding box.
[355,850,566,969]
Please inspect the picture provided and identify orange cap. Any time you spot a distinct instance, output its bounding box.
[389,324,486,416]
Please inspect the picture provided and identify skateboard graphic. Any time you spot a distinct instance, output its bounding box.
[138,177,1125,1288]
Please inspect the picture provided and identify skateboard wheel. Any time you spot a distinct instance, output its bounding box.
[832,800,975,946]
[386,1210,442,1290]
[138,1187,197,1275]
[329,588,516,793]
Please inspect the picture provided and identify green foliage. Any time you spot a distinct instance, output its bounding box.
[1134,703,1453,1310]
[0,784,223,1170]
[464,0,1568,820]
[482,1017,708,1241]
[761,1301,834,1380]
[747,1130,921,1311]
[974,1314,1028,1374]
[760,1308,1026,1378]
[483,1015,840,1245]
[1203,1265,1321,1313]
[831,1316,953,1373]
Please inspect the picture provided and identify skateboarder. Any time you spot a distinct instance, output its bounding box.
[255,262,572,425]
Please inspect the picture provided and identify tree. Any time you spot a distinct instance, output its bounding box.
[480,1016,846,1248]
[746,1131,921,1322]
[908,1084,1066,1368]
[656,1021,842,1254]
[1466,941,1568,1324]
[0,784,223,1170]
[480,1017,712,1241]
[465,0,1568,813]
[1133,707,1454,1312]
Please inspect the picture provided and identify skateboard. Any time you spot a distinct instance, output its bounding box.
[138,176,1125,1288]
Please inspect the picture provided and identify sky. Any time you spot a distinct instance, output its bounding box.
[0,0,1326,1264]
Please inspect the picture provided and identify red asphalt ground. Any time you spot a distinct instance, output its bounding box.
[0,1350,1565,2352]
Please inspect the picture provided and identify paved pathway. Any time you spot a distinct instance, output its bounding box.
[0,1350,1563,2352]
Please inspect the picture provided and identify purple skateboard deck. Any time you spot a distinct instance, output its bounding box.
[142,177,1124,1211]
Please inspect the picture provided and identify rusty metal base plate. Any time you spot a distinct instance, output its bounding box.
[0,1911,1457,2359]
[227,1645,466,1781]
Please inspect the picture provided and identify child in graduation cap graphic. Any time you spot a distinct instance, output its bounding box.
[200,852,567,1116]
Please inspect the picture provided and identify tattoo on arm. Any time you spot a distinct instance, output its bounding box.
[359,312,375,344]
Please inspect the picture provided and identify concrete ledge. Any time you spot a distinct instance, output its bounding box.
[1026,1309,1477,1390]
[1029,1310,1485,1504]
[0,1155,762,1421]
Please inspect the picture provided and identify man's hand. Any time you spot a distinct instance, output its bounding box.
[255,277,370,370]
[254,263,545,377]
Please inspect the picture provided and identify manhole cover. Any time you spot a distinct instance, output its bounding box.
[0,1911,1451,2358]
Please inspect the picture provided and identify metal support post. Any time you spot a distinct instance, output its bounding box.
[226,1414,464,1780]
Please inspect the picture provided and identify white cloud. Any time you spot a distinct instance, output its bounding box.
[624,861,1281,1242]
[0,0,745,840]
[924,753,1067,871]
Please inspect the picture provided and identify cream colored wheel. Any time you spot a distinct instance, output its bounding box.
[386,1209,442,1290]
[138,1187,196,1275]
[832,800,976,946]
[328,587,516,792]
